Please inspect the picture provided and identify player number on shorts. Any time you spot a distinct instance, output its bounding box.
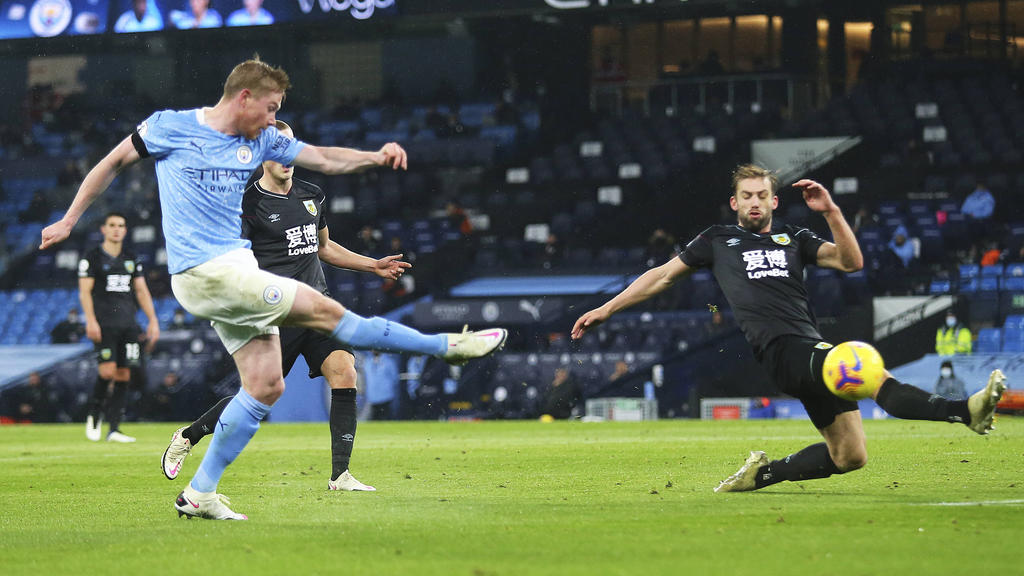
[125,343,141,361]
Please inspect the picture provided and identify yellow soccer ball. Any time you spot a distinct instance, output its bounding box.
[822,341,886,401]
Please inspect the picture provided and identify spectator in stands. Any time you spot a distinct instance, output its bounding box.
[50,308,86,344]
[539,367,582,419]
[904,139,932,169]
[57,160,83,187]
[961,182,995,222]
[363,351,400,420]
[353,225,381,256]
[935,360,967,400]
[144,371,187,421]
[381,239,414,309]
[423,105,446,135]
[19,189,49,223]
[540,233,563,270]
[9,372,58,423]
[887,225,916,268]
[936,310,972,356]
[170,0,222,28]
[645,228,677,268]
[226,0,274,27]
[491,98,519,126]
[445,200,473,237]
[145,268,171,299]
[851,205,878,235]
[438,112,467,139]
[170,308,196,330]
[697,50,725,76]
[703,309,730,340]
[594,47,626,83]
[979,240,1003,267]
[114,0,163,33]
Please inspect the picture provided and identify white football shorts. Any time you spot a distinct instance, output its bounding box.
[171,247,299,354]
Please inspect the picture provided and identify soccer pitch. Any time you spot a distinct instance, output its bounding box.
[2,418,1021,575]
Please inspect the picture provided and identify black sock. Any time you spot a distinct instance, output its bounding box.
[89,377,110,420]
[106,381,129,433]
[755,443,843,489]
[183,396,233,446]
[875,378,970,424]
[330,388,358,481]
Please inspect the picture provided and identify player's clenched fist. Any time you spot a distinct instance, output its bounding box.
[378,142,407,170]
[40,219,73,250]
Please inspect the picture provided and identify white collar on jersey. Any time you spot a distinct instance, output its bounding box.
[196,107,206,126]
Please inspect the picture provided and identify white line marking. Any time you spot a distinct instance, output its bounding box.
[911,499,1024,507]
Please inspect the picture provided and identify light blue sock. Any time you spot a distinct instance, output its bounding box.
[190,388,271,494]
[331,311,447,356]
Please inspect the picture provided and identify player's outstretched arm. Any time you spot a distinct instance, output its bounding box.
[293,141,407,175]
[40,137,142,249]
[133,276,161,352]
[317,227,411,279]
[571,257,690,340]
[793,179,863,273]
[78,277,101,343]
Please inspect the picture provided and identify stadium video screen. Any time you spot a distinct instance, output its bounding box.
[0,0,109,39]
[112,0,397,33]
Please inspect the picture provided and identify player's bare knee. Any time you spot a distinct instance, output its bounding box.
[836,450,867,472]
[250,378,285,404]
[330,364,357,390]
[98,364,116,381]
[324,353,357,389]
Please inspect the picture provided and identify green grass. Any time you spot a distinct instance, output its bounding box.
[1,417,1022,575]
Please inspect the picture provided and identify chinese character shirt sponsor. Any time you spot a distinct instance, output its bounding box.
[679,224,827,355]
[240,178,329,295]
[78,247,144,329]
[134,108,305,274]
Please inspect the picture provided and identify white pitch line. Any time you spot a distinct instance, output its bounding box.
[911,499,1024,507]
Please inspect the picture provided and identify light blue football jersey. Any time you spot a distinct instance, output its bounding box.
[136,108,305,274]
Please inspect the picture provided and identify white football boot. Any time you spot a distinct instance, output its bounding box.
[328,470,376,492]
[441,327,508,366]
[162,426,192,480]
[174,486,248,520]
[714,451,770,493]
[967,369,1007,435]
[85,415,102,441]
[106,431,136,443]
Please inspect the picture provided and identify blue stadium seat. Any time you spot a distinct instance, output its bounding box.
[958,278,979,293]
[1004,314,1024,330]
[976,328,1001,353]
[929,279,952,294]
[907,200,932,216]
[1002,326,1024,352]
[959,264,980,280]
[919,229,945,263]
[877,201,902,217]
[1004,262,1024,278]
[980,276,1000,292]
[1003,277,1024,292]
[982,264,1004,277]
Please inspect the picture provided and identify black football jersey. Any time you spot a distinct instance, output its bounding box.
[240,177,329,294]
[679,223,828,355]
[78,246,143,328]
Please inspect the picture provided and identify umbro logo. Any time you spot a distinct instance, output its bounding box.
[269,213,281,222]
[341,434,354,442]
[726,238,741,247]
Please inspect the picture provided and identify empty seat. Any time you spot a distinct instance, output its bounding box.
[975,327,1001,353]
[959,264,980,280]
[982,264,1004,277]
